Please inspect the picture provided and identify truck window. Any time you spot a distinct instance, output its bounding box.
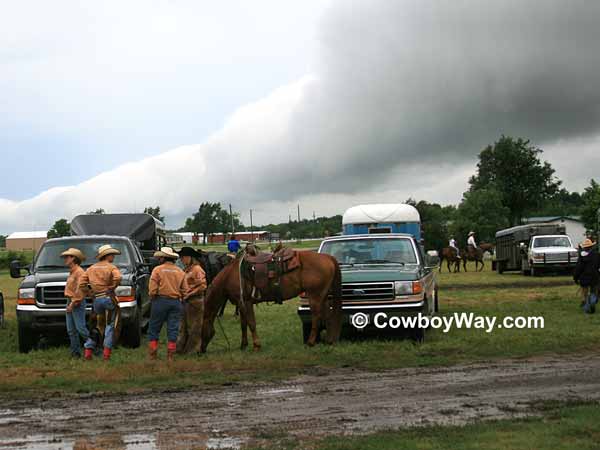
[321,238,417,264]
[533,237,572,248]
[35,240,132,270]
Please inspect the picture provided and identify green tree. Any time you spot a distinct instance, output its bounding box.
[144,206,165,222]
[580,179,600,235]
[47,219,71,239]
[0,235,6,248]
[182,202,241,244]
[469,136,561,225]
[451,188,510,245]
[531,188,584,217]
[406,198,456,251]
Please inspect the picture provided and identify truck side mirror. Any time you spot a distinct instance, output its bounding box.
[10,260,29,279]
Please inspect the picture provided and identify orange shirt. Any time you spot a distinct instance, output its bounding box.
[184,264,207,299]
[149,262,187,300]
[65,265,86,304]
[80,261,122,295]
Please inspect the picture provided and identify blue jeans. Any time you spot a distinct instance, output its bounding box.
[66,302,89,355]
[84,296,116,349]
[148,298,182,342]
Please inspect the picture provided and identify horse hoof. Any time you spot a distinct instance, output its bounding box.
[253,345,261,352]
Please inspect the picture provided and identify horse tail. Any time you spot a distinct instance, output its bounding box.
[329,257,343,343]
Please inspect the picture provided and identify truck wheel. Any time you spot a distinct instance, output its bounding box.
[302,323,310,344]
[496,261,504,275]
[121,307,142,348]
[18,323,38,353]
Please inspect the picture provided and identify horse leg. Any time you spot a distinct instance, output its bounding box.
[479,259,484,272]
[463,258,467,272]
[245,302,261,351]
[307,294,322,347]
[239,306,249,350]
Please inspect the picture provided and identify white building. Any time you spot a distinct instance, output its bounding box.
[523,216,586,246]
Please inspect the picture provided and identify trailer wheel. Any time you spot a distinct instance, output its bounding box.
[496,261,504,275]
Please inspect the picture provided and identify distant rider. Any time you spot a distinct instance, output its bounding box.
[449,236,460,258]
[573,238,600,314]
[467,231,478,250]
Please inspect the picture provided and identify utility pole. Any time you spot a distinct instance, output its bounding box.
[229,204,235,234]
[250,209,254,242]
[313,211,316,221]
[297,204,300,222]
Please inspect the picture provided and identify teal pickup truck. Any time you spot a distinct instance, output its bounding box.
[297,204,439,341]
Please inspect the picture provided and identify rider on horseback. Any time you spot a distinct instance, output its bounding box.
[467,231,478,250]
[449,236,461,259]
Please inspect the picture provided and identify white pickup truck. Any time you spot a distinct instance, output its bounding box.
[522,234,578,276]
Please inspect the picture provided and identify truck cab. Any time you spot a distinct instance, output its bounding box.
[297,204,438,341]
[12,235,152,353]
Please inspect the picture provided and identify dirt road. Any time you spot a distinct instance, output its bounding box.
[1,354,599,449]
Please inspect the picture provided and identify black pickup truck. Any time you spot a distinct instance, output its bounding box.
[12,213,166,353]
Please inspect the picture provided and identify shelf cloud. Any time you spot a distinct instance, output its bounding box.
[2,0,600,232]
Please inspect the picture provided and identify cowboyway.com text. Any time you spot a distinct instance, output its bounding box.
[350,312,544,333]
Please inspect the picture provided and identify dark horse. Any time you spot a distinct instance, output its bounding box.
[462,242,495,272]
[439,247,461,273]
[200,250,343,352]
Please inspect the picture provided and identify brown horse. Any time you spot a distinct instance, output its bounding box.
[439,247,461,273]
[462,244,489,272]
[200,250,342,352]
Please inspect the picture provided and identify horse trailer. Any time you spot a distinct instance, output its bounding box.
[495,223,577,275]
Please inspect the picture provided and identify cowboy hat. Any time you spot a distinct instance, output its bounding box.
[176,246,203,259]
[581,238,596,249]
[468,231,475,236]
[96,244,121,260]
[153,247,179,260]
[60,248,86,261]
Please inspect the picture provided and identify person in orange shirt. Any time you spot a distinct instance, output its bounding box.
[80,244,123,361]
[61,248,90,359]
[176,247,208,354]
[148,247,188,361]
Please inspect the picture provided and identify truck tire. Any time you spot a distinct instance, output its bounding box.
[121,306,142,348]
[18,323,38,353]
[496,261,504,275]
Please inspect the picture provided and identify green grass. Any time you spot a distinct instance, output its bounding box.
[251,402,600,450]
[0,264,593,399]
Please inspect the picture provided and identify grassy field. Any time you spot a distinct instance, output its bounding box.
[0,263,593,398]
[252,401,600,450]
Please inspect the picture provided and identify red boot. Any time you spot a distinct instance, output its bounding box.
[103,347,112,361]
[84,348,93,360]
[149,340,159,360]
[167,341,176,362]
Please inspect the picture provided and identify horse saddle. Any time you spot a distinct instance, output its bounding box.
[244,247,300,292]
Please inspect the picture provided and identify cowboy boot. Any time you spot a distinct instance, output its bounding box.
[84,348,93,360]
[167,341,176,362]
[148,340,159,360]
[103,347,112,361]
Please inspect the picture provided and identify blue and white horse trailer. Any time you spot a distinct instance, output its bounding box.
[342,203,421,240]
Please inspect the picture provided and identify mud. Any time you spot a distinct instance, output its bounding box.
[1,354,600,449]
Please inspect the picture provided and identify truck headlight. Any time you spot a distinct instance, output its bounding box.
[394,281,412,296]
[115,286,133,297]
[18,288,35,299]
[532,252,544,260]
[570,251,579,258]
[394,281,423,296]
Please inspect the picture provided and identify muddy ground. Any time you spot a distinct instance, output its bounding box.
[1,354,599,449]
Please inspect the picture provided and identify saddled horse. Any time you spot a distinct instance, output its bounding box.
[200,246,342,352]
[439,247,461,273]
[462,242,494,272]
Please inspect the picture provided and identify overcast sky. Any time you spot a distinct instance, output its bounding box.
[2,0,600,233]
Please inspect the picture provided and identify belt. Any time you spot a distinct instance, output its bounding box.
[94,292,110,298]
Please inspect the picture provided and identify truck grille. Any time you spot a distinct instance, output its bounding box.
[342,282,395,302]
[37,285,68,307]
[537,252,573,263]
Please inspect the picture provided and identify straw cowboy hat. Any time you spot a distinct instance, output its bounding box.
[581,238,596,249]
[153,247,179,260]
[96,244,121,260]
[468,231,476,236]
[176,246,203,259]
[60,248,86,262]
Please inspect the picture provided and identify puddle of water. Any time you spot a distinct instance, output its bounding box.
[257,387,303,396]
[206,436,243,449]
